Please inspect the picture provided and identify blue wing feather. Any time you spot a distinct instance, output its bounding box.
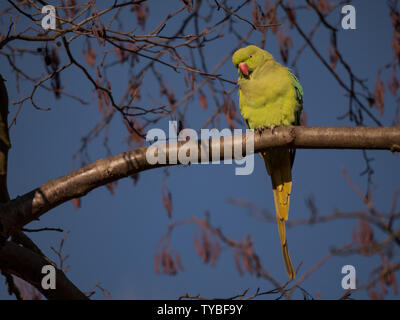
[288,71,303,126]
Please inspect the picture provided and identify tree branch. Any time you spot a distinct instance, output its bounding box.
[0,240,88,300]
[0,126,399,238]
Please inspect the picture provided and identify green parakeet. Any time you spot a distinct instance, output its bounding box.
[232,45,303,279]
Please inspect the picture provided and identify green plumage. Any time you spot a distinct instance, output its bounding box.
[232,45,303,279]
[232,45,303,128]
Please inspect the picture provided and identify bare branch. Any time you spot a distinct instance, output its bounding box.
[0,241,88,300]
[0,126,399,239]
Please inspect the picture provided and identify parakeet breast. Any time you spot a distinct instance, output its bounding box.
[238,62,298,129]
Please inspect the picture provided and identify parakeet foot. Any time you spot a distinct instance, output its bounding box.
[269,125,276,134]
[255,125,276,135]
[255,126,266,136]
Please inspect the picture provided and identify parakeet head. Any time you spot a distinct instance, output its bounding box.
[232,45,274,78]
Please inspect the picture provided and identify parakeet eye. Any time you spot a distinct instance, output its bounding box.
[249,55,253,58]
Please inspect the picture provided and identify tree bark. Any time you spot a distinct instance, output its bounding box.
[0,125,399,240]
[0,74,88,300]
[0,241,88,300]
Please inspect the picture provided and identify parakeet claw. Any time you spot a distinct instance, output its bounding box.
[256,125,276,135]
[269,125,276,134]
[255,126,266,136]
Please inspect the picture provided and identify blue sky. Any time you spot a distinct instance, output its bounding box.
[1,0,399,299]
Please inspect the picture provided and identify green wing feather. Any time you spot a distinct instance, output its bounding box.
[288,70,303,167]
[288,70,303,126]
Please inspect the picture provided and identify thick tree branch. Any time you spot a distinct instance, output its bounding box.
[0,126,399,238]
[0,74,87,299]
[0,74,11,204]
[0,241,88,300]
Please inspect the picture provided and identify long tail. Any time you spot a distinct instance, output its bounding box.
[262,148,296,279]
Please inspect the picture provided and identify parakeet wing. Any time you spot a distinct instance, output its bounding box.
[288,71,303,167]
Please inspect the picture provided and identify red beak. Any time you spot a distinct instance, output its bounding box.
[239,62,249,76]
